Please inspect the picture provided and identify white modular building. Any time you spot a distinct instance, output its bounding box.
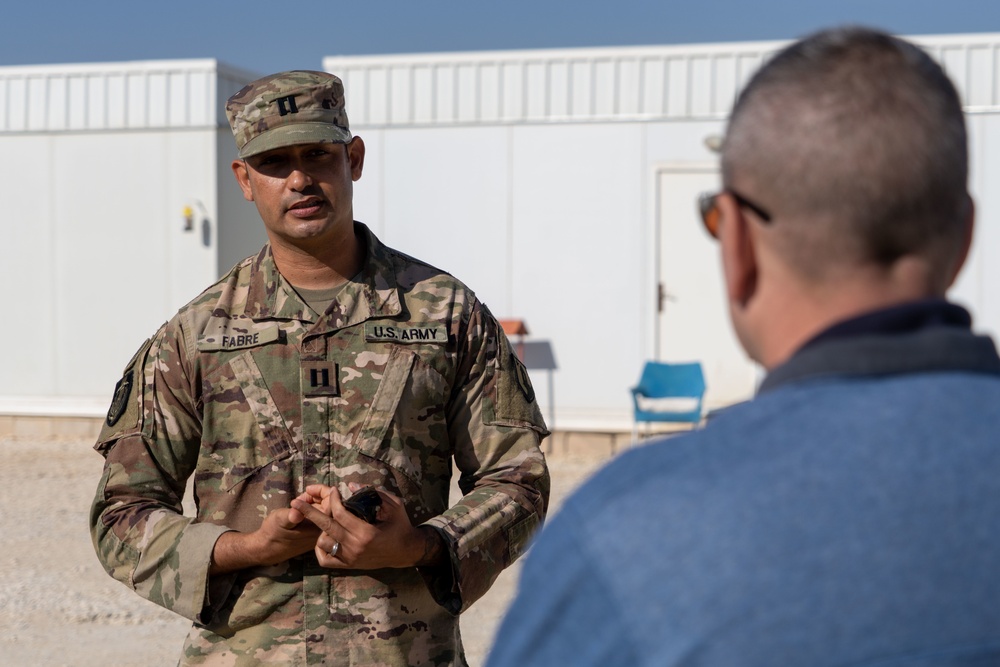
[325,33,1000,432]
[3,33,1000,435]
[0,59,265,424]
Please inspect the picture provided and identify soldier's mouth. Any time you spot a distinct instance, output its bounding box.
[288,198,325,216]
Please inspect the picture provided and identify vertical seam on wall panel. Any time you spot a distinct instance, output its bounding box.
[118,72,126,130]
[685,55,693,118]
[101,73,108,129]
[964,45,971,108]
[407,65,414,125]
[639,123,652,362]
[506,124,514,316]
[517,60,528,123]
[81,74,89,129]
[611,58,618,116]
[709,56,717,116]
[384,65,391,128]
[638,58,646,117]
[566,58,574,120]
[452,62,459,124]
[488,59,498,121]
[211,70,221,275]
[663,57,671,118]
[993,44,998,107]
[363,67,371,124]
[425,65,432,124]
[53,75,63,130]
[588,59,595,118]
[378,127,386,236]
[543,59,550,120]
[163,127,172,311]
[651,164,661,362]
[475,62,482,122]
[48,132,59,392]
[21,75,25,129]
[498,61,505,122]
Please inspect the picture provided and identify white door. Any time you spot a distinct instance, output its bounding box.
[656,167,759,409]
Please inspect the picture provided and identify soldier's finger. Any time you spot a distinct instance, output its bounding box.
[304,484,333,500]
[315,538,351,569]
[376,488,404,509]
[291,498,337,532]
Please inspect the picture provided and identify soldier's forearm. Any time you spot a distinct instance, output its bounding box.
[209,530,261,575]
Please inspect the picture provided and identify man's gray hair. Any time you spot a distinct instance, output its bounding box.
[722,27,970,278]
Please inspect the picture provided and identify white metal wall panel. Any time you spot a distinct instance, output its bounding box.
[952,114,1000,340]
[0,59,261,412]
[922,37,1000,112]
[52,133,172,395]
[971,115,1000,339]
[377,126,511,313]
[325,42,787,127]
[509,123,646,427]
[322,34,1000,431]
[0,136,56,395]
[0,60,257,133]
[326,34,1000,129]
[216,129,269,275]
[350,129,386,239]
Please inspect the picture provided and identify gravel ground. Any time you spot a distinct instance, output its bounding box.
[0,436,608,666]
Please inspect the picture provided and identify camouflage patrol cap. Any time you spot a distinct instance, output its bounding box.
[226,70,352,158]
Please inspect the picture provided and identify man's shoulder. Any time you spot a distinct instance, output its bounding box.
[372,241,484,322]
[382,243,473,293]
[558,428,716,527]
[175,251,260,317]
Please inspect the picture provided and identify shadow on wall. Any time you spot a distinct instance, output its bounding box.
[500,319,557,428]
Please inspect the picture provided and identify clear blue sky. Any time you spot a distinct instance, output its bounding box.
[4,0,999,74]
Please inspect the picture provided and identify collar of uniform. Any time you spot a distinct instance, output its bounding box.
[758,301,1000,395]
[243,223,402,324]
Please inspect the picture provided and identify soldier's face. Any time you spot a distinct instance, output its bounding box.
[232,138,365,250]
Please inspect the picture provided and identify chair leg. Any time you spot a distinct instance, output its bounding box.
[631,420,639,446]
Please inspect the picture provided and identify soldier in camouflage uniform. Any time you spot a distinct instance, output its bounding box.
[90,70,550,666]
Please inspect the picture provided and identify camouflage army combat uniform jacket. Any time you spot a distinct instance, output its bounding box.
[90,223,550,666]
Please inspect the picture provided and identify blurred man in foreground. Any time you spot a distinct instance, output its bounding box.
[488,27,1000,666]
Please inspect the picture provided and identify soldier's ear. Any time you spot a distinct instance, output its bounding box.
[347,137,365,182]
[232,159,254,202]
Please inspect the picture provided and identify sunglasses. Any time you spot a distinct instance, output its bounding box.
[698,189,773,238]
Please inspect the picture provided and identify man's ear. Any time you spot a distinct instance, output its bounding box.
[347,137,365,182]
[232,159,254,202]
[718,193,758,309]
[945,194,975,288]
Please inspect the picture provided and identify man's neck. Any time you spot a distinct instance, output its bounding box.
[269,225,366,290]
[751,257,946,370]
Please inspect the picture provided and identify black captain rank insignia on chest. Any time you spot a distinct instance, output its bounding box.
[301,360,340,397]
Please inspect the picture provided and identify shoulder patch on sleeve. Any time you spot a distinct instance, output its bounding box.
[492,325,548,432]
[96,336,154,448]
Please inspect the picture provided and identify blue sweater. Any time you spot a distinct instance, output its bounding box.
[488,303,1000,666]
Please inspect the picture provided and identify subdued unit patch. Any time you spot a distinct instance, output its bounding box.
[97,336,153,445]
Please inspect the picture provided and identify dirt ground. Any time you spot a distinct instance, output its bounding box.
[0,436,609,666]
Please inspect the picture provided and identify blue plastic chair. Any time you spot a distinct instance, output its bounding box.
[630,361,706,442]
